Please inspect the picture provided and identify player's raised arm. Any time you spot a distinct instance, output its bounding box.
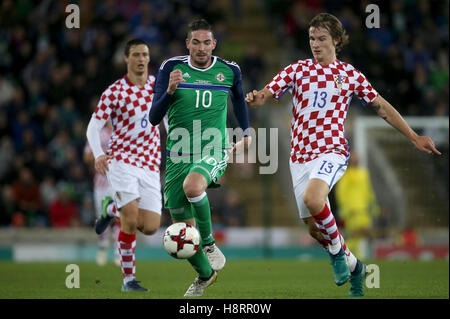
[149,65,185,126]
[370,95,441,155]
[167,69,185,94]
[245,87,273,107]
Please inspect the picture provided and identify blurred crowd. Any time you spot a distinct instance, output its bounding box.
[0,0,239,228]
[0,0,448,229]
[265,0,449,116]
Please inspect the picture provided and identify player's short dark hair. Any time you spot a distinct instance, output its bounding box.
[187,18,214,39]
[309,13,349,52]
[124,39,150,57]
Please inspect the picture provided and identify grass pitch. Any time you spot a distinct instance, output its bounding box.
[0,259,447,299]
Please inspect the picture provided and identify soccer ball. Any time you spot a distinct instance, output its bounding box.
[163,222,200,259]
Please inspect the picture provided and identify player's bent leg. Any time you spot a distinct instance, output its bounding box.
[303,179,349,285]
[136,209,161,235]
[183,172,214,245]
[183,172,226,271]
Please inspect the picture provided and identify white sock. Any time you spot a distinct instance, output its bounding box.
[347,252,358,272]
[187,192,207,203]
[123,275,135,285]
[106,202,115,217]
[339,234,357,272]
[328,241,342,255]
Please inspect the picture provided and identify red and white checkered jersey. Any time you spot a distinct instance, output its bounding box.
[84,125,112,189]
[92,75,161,172]
[266,58,378,163]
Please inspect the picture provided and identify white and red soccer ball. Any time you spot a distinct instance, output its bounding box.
[163,222,200,259]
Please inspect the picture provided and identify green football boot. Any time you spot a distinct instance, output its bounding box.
[329,248,350,286]
[349,259,366,297]
[94,196,114,235]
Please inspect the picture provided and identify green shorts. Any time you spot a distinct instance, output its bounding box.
[164,149,229,220]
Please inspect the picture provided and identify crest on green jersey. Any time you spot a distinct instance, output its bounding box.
[216,72,225,82]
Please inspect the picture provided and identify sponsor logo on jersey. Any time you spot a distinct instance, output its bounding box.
[182,72,191,79]
[333,74,347,89]
[195,79,212,85]
[216,72,225,82]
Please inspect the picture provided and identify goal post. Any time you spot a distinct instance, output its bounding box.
[353,116,449,229]
[354,116,449,168]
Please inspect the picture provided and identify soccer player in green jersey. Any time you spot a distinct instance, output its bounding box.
[149,19,251,297]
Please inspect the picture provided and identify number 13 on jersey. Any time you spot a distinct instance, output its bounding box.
[195,89,212,108]
[312,91,327,108]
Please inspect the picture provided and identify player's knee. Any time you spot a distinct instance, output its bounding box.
[120,211,138,229]
[183,181,204,198]
[302,193,324,215]
[139,225,159,235]
[122,217,138,230]
[137,213,161,235]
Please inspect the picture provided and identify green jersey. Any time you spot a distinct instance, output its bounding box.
[151,55,249,155]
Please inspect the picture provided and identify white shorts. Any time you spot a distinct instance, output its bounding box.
[93,186,113,219]
[289,152,348,219]
[106,160,162,214]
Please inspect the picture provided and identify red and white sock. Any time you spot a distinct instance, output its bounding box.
[312,204,341,255]
[316,217,358,271]
[107,202,120,218]
[314,221,332,250]
[118,231,136,284]
[339,233,357,272]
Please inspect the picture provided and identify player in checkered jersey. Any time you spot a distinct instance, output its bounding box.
[86,39,162,292]
[246,13,441,297]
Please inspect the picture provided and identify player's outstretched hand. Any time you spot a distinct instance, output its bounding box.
[95,154,114,176]
[167,69,185,95]
[412,135,441,155]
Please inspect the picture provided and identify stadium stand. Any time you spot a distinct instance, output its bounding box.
[0,0,448,233]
